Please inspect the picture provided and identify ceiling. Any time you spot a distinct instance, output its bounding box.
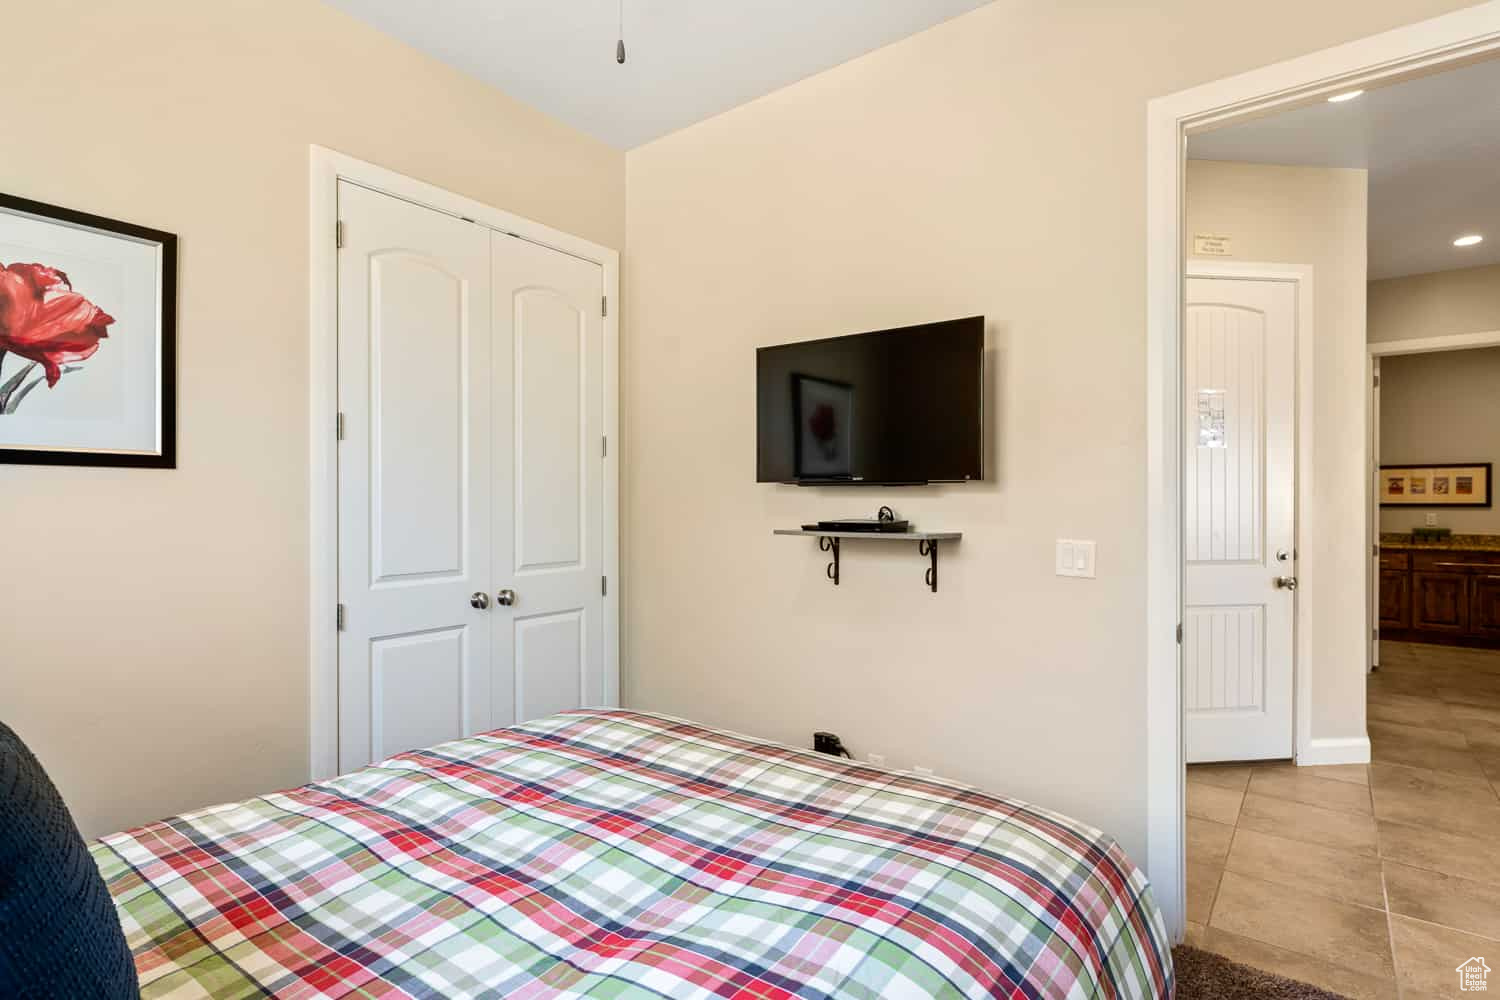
[1189,56,1500,280]
[326,0,992,150]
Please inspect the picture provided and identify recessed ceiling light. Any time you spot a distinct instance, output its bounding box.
[1454,234,1485,248]
[1326,90,1365,103]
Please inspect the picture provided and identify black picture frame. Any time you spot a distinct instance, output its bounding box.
[1379,462,1493,508]
[0,191,176,468]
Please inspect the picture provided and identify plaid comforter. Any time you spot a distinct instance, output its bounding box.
[94,710,1171,999]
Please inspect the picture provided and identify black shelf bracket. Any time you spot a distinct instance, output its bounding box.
[919,538,939,592]
[778,529,958,593]
[820,535,840,585]
[813,535,942,591]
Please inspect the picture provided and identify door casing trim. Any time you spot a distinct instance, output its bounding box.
[1146,1,1500,942]
[1185,261,1314,769]
[308,145,622,781]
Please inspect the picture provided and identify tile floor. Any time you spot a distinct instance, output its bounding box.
[1187,640,1500,1000]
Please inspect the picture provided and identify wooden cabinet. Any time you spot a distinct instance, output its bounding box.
[1382,545,1500,648]
[1379,551,1411,630]
[1379,569,1410,629]
[1472,574,1500,638]
[1412,572,1468,632]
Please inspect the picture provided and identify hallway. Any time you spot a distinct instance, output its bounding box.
[1186,640,1500,999]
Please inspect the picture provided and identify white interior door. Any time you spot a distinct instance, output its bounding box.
[337,181,493,771]
[490,233,606,725]
[1184,275,1297,763]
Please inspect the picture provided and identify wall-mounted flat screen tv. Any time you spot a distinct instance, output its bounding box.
[756,317,983,485]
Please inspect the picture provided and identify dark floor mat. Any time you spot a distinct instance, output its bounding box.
[1173,945,1352,1000]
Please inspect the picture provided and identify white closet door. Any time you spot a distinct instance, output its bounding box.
[336,182,492,771]
[490,233,606,725]
[1183,276,1297,764]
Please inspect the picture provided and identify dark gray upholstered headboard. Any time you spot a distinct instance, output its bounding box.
[0,721,138,999]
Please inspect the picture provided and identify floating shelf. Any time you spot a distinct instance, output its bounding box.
[774,529,962,592]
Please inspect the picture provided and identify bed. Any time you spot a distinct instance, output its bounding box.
[93,710,1172,999]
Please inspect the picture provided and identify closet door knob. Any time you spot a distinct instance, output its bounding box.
[470,592,490,609]
[496,589,517,607]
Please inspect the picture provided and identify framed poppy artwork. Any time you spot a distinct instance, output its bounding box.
[0,192,176,467]
[1380,463,1492,508]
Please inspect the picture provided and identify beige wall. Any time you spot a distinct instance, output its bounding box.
[0,0,624,838]
[1369,263,1500,343]
[621,0,1467,865]
[1370,265,1500,534]
[1380,348,1500,534]
[1184,160,1370,747]
[0,0,1475,862]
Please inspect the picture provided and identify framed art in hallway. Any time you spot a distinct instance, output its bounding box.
[1380,463,1492,508]
[0,192,176,468]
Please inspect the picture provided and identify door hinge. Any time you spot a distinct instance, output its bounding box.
[602,435,608,458]
[601,576,608,597]
[601,296,608,318]
[336,411,345,441]
[336,603,346,631]
[335,220,345,249]
[1176,623,1183,644]
[1373,372,1380,388]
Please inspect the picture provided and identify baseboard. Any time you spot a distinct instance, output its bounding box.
[1297,736,1371,767]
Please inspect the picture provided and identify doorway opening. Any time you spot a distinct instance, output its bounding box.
[1158,15,1500,992]
[1372,336,1500,654]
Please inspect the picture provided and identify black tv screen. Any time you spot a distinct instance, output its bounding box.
[756,317,983,485]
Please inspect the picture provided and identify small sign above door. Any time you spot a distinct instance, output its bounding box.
[1193,234,1233,256]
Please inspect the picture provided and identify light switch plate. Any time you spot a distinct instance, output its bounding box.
[1057,539,1097,578]
[1426,513,1439,527]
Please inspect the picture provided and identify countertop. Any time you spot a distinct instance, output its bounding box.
[1380,533,1500,553]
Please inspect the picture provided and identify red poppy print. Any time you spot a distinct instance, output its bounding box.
[0,261,115,413]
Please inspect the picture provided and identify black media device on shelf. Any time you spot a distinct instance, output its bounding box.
[808,518,910,533]
[756,316,983,486]
[803,505,909,533]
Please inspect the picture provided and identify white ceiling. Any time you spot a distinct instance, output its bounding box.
[326,0,992,150]
[1189,56,1500,280]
